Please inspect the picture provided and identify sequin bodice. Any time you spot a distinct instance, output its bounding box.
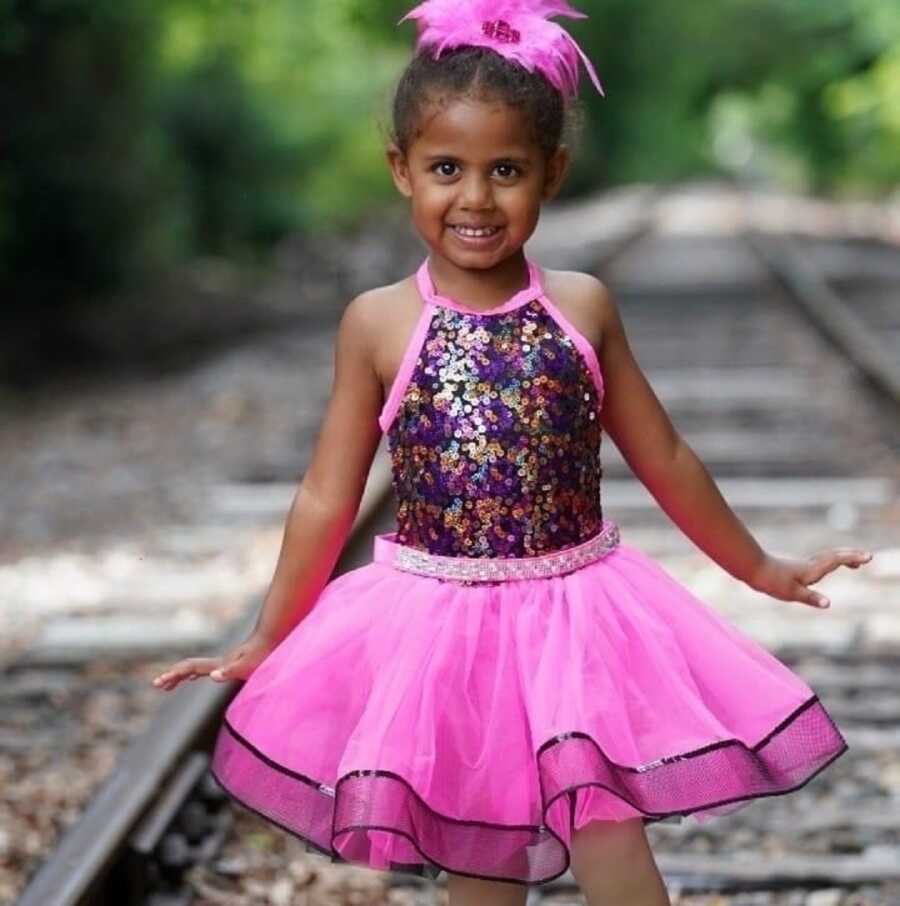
[378,257,606,559]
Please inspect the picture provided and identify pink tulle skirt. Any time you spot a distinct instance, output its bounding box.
[210,537,847,886]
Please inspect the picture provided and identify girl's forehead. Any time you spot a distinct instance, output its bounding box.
[413,96,538,156]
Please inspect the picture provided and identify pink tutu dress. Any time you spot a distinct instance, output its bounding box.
[210,255,848,886]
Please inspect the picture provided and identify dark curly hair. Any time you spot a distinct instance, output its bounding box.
[386,45,584,160]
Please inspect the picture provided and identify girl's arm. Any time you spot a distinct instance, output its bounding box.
[246,293,384,647]
[154,292,386,690]
[588,276,872,608]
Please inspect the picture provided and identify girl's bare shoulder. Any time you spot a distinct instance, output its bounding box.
[342,274,425,394]
[541,267,616,351]
[542,267,614,313]
[343,274,420,328]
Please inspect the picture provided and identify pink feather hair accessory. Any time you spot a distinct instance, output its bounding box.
[397,0,605,101]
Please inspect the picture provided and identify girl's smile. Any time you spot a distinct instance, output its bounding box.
[449,222,505,249]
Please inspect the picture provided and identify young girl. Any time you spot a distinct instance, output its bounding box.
[153,2,873,903]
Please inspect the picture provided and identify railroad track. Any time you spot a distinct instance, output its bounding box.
[12,192,900,905]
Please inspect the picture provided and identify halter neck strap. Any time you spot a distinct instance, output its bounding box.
[415,257,544,316]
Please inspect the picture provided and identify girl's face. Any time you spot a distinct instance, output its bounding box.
[387,94,569,273]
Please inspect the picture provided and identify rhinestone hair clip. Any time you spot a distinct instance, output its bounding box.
[398,0,606,102]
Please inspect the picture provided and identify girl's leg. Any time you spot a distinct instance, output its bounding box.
[445,872,529,906]
[569,817,671,906]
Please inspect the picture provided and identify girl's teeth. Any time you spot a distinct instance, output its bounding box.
[455,226,499,237]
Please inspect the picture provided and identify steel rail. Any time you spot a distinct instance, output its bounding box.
[15,456,394,906]
[744,229,900,411]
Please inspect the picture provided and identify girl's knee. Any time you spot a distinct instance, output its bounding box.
[569,818,670,905]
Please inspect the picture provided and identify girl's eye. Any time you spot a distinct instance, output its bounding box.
[494,163,521,179]
[430,162,522,179]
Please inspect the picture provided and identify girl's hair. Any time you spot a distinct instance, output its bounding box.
[388,45,585,160]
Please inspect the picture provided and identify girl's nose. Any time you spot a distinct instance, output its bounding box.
[460,175,494,209]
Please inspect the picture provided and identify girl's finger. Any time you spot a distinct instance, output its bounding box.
[803,551,841,585]
[152,663,190,687]
[211,648,256,681]
[823,548,872,567]
[793,583,830,609]
[842,549,873,568]
[805,549,870,584]
[210,655,240,682]
[153,657,218,687]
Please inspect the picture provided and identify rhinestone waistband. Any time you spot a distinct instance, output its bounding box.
[373,521,620,583]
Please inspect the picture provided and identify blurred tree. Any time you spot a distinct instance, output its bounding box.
[699,0,900,192]
[159,0,405,231]
[2,0,898,349]
[0,0,166,307]
[160,51,303,255]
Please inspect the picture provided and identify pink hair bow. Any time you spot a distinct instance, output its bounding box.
[398,0,605,101]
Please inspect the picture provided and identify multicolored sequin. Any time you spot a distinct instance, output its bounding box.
[386,298,605,558]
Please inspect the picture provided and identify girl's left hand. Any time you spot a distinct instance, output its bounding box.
[747,548,873,609]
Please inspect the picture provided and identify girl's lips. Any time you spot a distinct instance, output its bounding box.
[449,224,505,248]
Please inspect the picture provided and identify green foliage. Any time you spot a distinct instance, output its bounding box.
[664,0,900,192]
[3,0,899,316]
[160,51,305,254]
[0,0,166,304]
[157,0,404,232]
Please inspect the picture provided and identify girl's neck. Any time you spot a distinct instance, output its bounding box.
[426,251,531,312]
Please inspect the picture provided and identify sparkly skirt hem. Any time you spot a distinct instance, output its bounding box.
[209,695,848,887]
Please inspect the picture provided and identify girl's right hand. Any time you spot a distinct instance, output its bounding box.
[151,633,275,691]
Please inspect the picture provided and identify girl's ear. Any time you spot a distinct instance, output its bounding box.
[541,145,571,201]
[386,143,413,199]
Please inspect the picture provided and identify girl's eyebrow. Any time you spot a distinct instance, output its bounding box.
[424,153,531,165]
